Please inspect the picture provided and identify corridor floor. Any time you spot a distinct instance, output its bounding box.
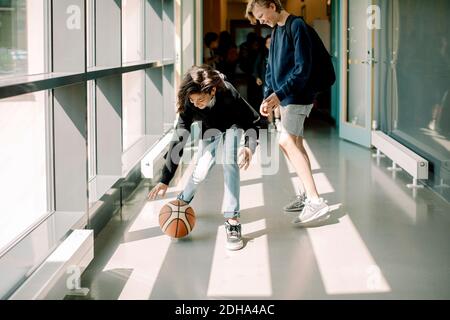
[77,122,450,300]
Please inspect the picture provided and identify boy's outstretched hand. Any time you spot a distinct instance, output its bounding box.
[148,182,168,200]
[239,147,253,170]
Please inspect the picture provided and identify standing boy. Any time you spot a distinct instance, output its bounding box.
[246,0,330,224]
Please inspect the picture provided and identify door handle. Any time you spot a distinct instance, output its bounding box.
[361,58,378,65]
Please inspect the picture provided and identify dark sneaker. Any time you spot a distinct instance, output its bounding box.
[292,198,330,224]
[283,193,307,212]
[225,221,244,251]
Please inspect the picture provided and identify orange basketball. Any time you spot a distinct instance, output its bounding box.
[159,200,196,238]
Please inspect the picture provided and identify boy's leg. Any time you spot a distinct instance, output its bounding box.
[279,131,319,199]
[279,137,311,194]
[177,137,219,204]
[278,105,329,223]
[278,105,311,196]
[295,136,312,178]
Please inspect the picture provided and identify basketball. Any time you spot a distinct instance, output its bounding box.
[159,200,196,238]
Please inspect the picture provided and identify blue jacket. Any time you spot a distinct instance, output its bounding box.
[265,15,315,106]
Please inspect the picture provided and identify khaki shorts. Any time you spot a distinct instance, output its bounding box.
[279,104,313,137]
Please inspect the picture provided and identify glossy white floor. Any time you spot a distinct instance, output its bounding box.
[77,121,450,300]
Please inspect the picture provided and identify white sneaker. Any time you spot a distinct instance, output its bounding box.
[292,198,330,224]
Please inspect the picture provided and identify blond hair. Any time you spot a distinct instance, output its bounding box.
[245,0,283,25]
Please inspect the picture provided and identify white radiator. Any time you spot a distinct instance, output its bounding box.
[9,230,94,300]
[371,130,428,188]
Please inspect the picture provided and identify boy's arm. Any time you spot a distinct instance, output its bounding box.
[274,18,313,102]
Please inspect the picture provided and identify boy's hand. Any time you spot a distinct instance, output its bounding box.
[238,147,253,170]
[264,93,281,109]
[260,93,280,117]
[148,182,168,200]
[260,101,272,117]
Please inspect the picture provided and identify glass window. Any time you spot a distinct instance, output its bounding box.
[0,91,50,252]
[163,0,175,61]
[122,0,144,63]
[380,0,450,200]
[86,1,96,180]
[123,70,145,151]
[163,64,175,130]
[87,80,97,181]
[87,0,95,68]
[146,0,163,62]
[0,0,46,78]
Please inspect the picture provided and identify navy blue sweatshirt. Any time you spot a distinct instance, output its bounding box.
[265,15,315,106]
[160,81,260,185]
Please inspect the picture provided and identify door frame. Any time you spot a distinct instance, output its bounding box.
[338,0,374,148]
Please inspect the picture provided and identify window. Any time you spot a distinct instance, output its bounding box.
[0,0,180,298]
[122,0,144,63]
[0,91,50,252]
[123,70,145,151]
[379,0,450,200]
[0,0,47,78]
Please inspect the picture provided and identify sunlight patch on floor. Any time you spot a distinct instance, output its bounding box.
[306,215,391,295]
[103,235,172,300]
[207,219,272,297]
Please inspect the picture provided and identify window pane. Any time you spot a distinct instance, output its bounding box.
[146,0,163,62]
[87,0,95,68]
[123,70,145,151]
[163,0,175,61]
[0,91,49,252]
[95,0,121,68]
[87,80,96,180]
[122,0,144,63]
[0,0,46,78]
[388,0,450,199]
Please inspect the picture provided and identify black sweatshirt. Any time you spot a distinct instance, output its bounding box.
[160,81,260,185]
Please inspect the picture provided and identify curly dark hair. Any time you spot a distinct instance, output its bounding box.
[177,65,226,113]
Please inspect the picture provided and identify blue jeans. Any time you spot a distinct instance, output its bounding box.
[177,129,241,219]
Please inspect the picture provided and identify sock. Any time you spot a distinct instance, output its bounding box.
[310,198,323,205]
[228,219,239,226]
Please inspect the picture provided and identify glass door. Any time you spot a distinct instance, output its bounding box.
[339,0,375,148]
